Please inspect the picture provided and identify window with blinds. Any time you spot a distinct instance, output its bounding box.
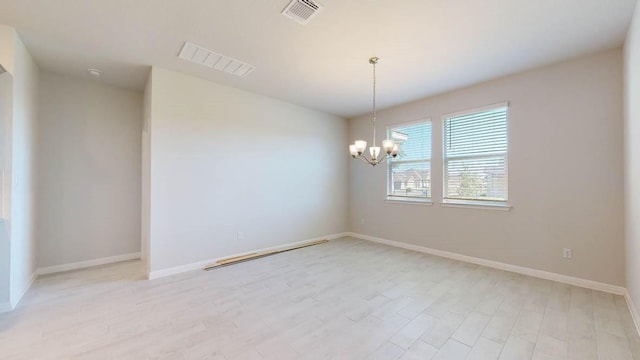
[443,103,508,204]
[387,120,431,201]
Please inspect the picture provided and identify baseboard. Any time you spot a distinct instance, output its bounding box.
[37,252,141,275]
[346,232,626,296]
[148,232,350,280]
[625,290,640,337]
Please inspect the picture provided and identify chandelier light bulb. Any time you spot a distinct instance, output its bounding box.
[391,143,400,157]
[349,144,358,157]
[382,139,395,154]
[369,146,381,160]
[354,140,367,154]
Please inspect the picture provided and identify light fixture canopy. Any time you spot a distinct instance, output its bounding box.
[348,57,399,166]
[88,68,103,77]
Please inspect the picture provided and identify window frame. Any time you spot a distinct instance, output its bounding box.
[442,102,510,209]
[385,118,433,204]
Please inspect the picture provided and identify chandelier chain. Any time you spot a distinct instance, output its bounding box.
[372,59,376,146]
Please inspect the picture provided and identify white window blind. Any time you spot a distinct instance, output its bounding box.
[387,121,431,201]
[444,104,508,204]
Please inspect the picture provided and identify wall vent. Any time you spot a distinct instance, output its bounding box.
[281,0,324,25]
[177,42,255,78]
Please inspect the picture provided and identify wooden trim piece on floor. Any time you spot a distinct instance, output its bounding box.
[204,240,328,270]
[148,232,350,279]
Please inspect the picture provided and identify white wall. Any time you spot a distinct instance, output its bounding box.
[0,72,11,218]
[0,71,12,306]
[349,49,625,286]
[141,72,152,275]
[146,67,348,275]
[2,29,39,309]
[36,72,142,268]
[0,25,16,310]
[625,3,640,324]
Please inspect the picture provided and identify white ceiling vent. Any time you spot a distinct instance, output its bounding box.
[178,42,255,78]
[281,0,324,25]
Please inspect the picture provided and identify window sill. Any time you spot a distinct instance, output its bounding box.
[385,197,433,206]
[441,200,511,211]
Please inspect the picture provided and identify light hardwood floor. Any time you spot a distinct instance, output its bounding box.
[1,237,639,359]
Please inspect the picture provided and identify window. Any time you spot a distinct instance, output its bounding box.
[387,120,432,202]
[443,103,508,205]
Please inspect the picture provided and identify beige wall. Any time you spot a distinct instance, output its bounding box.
[349,49,625,286]
[36,72,142,268]
[0,25,15,76]
[146,67,349,275]
[625,3,640,322]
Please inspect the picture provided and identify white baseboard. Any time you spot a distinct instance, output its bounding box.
[148,232,350,280]
[346,232,626,296]
[625,290,640,337]
[37,252,141,275]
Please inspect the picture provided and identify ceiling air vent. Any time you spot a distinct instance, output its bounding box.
[178,42,255,78]
[281,0,324,25]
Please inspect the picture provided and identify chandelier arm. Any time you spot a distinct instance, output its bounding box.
[377,154,390,165]
[360,153,379,166]
[357,155,372,165]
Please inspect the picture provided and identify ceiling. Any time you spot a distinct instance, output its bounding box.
[0,0,636,118]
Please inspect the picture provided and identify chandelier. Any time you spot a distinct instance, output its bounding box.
[349,57,399,166]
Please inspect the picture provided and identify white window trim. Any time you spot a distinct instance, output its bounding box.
[386,118,432,203]
[441,199,512,211]
[385,197,433,206]
[442,102,510,207]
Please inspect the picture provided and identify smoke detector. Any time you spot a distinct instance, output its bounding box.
[178,42,255,78]
[281,0,324,25]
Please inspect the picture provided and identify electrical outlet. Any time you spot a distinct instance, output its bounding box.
[563,248,572,259]
[237,232,244,240]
